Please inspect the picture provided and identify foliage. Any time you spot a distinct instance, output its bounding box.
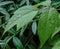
[0,0,60,49]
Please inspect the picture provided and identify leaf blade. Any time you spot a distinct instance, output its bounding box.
[13,37,23,49]
[38,8,60,48]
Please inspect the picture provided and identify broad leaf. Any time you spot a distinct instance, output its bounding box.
[13,37,23,49]
[38,8,60,48]
[4,6,38,33]
[14,5,38,15]
[17,11,38,30]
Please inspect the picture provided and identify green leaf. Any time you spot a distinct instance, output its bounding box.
[52,2,60,6]
[51,15,60,38]
[0,40,5,45]
[52,41,60,49]
[50,35,60,46]
[14,5,38,15]
[17,11,38,30]
[4,6,38,33]
[32,21,37,35]
[38,8,60,48]
[13,37,23,49]
[4,36,10,42]
[26,0,29,5]
[8,29,16,34]
[40,0,51,6]
[0,1,13,6]
[51,27,60,38]
[34,0,51,8]
[33,0,40,3]
[0,40,5,48]
[20,0,26,6]
[52,2,60,8]
[0,7,10,21]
